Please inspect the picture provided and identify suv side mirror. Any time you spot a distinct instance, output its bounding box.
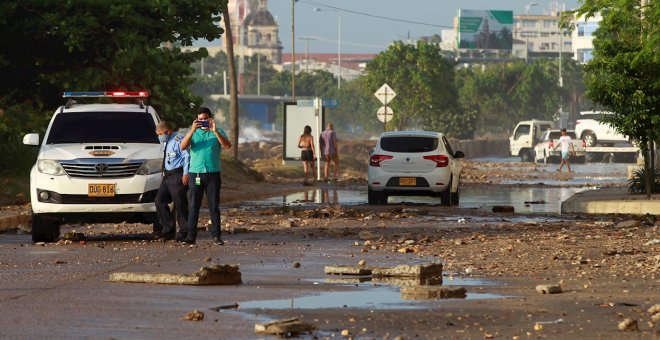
[23,133,40,146]
[454,151,465,159]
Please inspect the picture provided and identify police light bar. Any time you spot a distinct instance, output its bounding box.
[62,91,149,98]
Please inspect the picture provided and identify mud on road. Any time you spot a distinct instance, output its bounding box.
[0,158,658,339]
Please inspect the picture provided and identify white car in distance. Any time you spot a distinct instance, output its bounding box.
[367,131,464,206]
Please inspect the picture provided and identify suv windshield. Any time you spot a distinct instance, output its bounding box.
[380,136,439,153]
[46,111,158,144]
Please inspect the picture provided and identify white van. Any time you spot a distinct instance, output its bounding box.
[22,91,163,242]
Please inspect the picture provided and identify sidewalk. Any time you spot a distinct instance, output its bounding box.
[562,186,660,215]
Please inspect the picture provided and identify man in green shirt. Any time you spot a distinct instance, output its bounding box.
[180,107,232,245]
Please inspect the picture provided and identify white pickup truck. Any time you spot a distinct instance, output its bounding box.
[510,120,555,162]
[533,130,586,164]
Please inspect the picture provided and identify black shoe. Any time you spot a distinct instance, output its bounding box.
[213,237,224,245]
[175,233,187,242]
[181,238,196,245]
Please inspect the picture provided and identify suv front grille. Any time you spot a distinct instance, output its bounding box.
[61,162,143,178]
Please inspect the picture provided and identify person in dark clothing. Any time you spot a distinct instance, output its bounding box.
[154,121,190,241]
[298,125,316,184]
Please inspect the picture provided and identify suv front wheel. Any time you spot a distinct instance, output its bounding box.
[31,212,60,243]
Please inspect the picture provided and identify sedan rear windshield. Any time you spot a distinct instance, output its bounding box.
[380,136,439,153]
[46,112,158,144]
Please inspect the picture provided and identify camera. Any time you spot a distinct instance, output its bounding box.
[199,120,209,128]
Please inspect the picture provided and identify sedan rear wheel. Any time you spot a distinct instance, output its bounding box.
[368,188,387,205]
[440,177,452,206]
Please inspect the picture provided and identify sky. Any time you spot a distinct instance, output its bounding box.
[265,0,581,54]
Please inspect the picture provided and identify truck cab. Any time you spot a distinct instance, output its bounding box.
[22,91,162,242]
[510,120,554,162]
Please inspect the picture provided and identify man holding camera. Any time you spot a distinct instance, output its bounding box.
[154,121,189,241]
[180,107,232,245]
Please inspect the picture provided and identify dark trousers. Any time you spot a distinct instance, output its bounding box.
[155,172,189,236]
[187,171,221,241]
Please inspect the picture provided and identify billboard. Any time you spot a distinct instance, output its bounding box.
[457,10,513,50]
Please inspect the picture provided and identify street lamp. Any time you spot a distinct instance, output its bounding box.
[300,36,317,73]
[314,8,341,90]
[524,2,538,63]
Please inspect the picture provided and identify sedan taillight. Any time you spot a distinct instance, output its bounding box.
[370,154,393,167]
[423,154,449,167]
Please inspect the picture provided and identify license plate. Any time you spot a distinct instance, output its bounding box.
[88,184,115,197]
[399,177,416,186]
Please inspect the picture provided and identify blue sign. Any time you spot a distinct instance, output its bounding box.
[322,99,339,108]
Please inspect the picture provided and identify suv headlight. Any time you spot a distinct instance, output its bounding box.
[137,159,162,175]
[37,160,66,176]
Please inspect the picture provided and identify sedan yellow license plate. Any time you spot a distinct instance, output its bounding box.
[88,184,115,197]
[399,177,416,186]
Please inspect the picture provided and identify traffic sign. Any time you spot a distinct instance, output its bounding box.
[376,106,394,123]
[297,99,314,107]
[374,83,396,105]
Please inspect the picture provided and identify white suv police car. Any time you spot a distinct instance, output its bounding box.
[23,91,163,242]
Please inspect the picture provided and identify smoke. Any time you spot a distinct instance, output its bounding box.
[239,125,273,143]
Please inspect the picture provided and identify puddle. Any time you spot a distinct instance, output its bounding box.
[242,186,593,214]
[236,284,503,310]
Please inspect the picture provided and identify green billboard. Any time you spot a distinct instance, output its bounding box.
[457,10,513,50]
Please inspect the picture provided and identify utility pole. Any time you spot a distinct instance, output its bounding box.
[291,0,296,100]
[257,54,261,95]
[300,37,317,72]
[223,5,239,160]
[524,2,539,63]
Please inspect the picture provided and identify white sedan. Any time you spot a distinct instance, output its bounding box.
[367,131,464,205]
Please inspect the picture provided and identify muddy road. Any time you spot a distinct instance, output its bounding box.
[0,159,658,339]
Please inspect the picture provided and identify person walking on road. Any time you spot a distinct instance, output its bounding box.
[554,128,575,173]
[298,125,316,184]
[154,121,190,241]
[180,107,232,245]
[320,123,339,181]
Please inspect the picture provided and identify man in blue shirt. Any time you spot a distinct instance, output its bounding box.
[180,107,232,245]
[154,121,190,241]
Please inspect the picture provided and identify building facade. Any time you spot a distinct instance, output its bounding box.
[512,13,573,60]
[571,14,601,64]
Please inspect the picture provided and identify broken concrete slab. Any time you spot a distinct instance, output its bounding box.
[372,263,443,280]
[255,318,316,336]
[325,277,372,284]
[324,265,373,276]
[109,265,242,285]
[400,286,467,300]
[535,284,562,294]
[373,276,442,287]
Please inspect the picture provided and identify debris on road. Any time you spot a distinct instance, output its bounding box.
[255,318,316,336]
[209,303,239,311]
[535,284,562,294]
[618,318,639,331]
[400,286,467,300]
[109,265,242,285]
[492,205,515,213]
[649,304,660,322]
[183,310,204,321]
[372,263,443,280]
[616,220,641,228]
[325,265,373,276]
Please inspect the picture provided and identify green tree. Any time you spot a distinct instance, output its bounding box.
[262,70,336,98]
[364,41,461,135]
[565,0,659,195]
[242,54,278,95]
[0,0,226,126]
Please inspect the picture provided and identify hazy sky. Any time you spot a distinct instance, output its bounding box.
[264,0,581,53]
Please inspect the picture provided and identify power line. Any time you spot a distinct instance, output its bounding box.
[298,0,451,29]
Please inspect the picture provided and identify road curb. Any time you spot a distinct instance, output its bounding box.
[561,187,660,215]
